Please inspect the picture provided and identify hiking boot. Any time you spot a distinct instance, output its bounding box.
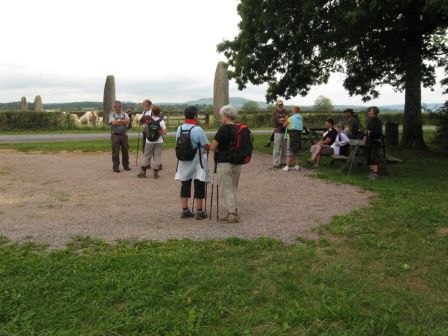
[153,170,159,179]
[181,209,194,219]
[123,165,131,171]
[195,210,207,220]
[282,166,289,172]
[113,166,120,173]
[219,212,239,223]
[137,167,146,178]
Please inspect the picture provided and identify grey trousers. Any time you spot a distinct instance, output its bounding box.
[142,142,163,169]
[273,132,287,166]
[217,162,241,214]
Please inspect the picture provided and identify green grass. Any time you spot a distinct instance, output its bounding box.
[0,135,447,335]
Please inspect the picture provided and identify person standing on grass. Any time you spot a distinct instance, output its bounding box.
[307,118,338,168]
[175,106,210,220]
[271,99,289,168]
[364,106,383,180]
[137,105,167,179]
[282,106,303,172]
[109,100,130,173]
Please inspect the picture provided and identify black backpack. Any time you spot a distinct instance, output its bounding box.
[223,124,253,165]
[146,117,162,142]
[176,125,198,161]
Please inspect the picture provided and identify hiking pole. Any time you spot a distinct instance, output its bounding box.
[204,150,209,214]
[215,162,219,221]
[136,124,141,166]
[209,167,214,220]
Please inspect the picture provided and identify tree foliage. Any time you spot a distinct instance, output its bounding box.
[313,95,334,113]
[240,100,260,113]
[218,0,448,148]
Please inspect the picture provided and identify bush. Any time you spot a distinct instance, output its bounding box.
[0,111,63,130]
[431,101,448,151]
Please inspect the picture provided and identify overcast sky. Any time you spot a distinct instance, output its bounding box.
[0,0,446,105]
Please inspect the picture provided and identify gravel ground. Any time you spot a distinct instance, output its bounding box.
[0,149,373,248]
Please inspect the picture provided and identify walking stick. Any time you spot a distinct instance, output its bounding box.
[209,166,214,220]
[136,124,141,166]
[204,150,209,214]
[216,161,219,221]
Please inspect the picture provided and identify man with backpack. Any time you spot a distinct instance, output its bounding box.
[137,105,167,179]
[209,105,252,223]
[175,106,210,220]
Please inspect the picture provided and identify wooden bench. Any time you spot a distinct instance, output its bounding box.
[330,154,349,166]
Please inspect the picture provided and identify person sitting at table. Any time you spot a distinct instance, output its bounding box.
[307,119,338,168]
[331,123,350,156]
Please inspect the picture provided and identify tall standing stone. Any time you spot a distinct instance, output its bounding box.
[213,62,229,118]
[33,95,43,112]
[20,96,28,111]
[103,75,116,125]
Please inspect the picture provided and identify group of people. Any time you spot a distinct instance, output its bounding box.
[270,100,383,180]
[108,100,245,223]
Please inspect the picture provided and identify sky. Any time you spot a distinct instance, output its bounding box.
[0,0,446,106]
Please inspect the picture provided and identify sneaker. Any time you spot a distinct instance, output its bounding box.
[219,212,239,223]
[282,166,289,172]
[181,210,194,219]
[195,210,207,220]
[293,165,300,171]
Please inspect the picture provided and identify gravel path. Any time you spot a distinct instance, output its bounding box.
[0,149,373,248]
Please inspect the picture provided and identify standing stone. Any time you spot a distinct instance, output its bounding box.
[20,96,28,111]
[213,62,229,118]
[33,95,43,112]
[103,75,116,125]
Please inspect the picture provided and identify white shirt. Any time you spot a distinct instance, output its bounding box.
[331,131,350,155]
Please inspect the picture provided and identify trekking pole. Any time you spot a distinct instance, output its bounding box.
[209,167,214,220]
[215,162,219,221]
[136,124,141,166]
[204,150,209,214]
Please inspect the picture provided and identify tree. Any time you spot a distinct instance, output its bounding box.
[217,0,448,148]
[313,95,334,113]
[240,100,260,113]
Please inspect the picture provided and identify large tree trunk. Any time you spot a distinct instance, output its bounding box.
[401,1,426,149]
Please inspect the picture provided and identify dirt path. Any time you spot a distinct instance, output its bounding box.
[0,150,372,248]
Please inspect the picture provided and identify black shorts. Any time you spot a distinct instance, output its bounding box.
[180,179,206,199]
[366,144,380,166]
[287,130,302,155]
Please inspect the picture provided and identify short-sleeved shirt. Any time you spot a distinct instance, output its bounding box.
[322,128,338,146]
[287,113,303,131]
[175,123,210,182]
[214,125,233,163]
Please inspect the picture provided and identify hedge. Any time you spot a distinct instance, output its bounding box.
[0,110,436,131]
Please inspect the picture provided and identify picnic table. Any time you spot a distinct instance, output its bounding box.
[330,139,396,175]
[301,124,327,150]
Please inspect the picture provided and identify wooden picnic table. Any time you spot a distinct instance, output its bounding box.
[331,139,392,175]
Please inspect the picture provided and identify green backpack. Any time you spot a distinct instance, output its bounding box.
[146,117,162,142]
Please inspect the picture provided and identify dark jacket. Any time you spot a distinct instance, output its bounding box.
[272,108,288,133]
[365,117,383,147]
